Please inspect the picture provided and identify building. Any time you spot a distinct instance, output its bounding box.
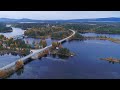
[56,47,59,50]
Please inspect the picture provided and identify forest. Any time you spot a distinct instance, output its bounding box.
[24,26,72,39]
[62,22,120,34]
[0,23,12,33]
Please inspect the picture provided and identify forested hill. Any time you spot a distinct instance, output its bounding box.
[0,17,120,23]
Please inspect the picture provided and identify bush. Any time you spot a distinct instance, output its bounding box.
[58,48,70,55]
[0,70,6,78]
[15,60,24,70]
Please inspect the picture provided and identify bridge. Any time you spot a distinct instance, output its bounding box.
[0,29,75,72]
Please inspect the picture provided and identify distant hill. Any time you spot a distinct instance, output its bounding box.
[0,17,120,23]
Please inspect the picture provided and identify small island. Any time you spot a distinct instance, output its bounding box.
[49,41,74,57]
[100,57,120,63]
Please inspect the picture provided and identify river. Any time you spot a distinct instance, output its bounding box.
[0,27,25,38]
[1,28,120,79]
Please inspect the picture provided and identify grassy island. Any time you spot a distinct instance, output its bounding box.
[100,57,120,63]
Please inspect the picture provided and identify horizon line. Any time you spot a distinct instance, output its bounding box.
[0,17,120,20]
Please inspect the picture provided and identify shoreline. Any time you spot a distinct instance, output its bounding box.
[0,49,29,56]
[100,57,120,63]
[50,50,75,57]
[0,30,13,33]
[84,36,120,44]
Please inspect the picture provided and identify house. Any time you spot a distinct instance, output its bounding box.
[56,47,59,50]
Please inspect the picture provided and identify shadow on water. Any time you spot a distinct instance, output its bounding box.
[43,54,48,57]
[4,67,24,79]
[24,58,34,65]
[11,52,18,56]
[50,54,69,59]
[61,40,67,44]
[58,55,69,59]
[51,54,57,58]
[16,67,24,76]
[38,57,42,60]
[68,39,84,43]
[109,61,115,64]
[0,52,27,57]
[108,61,120,64]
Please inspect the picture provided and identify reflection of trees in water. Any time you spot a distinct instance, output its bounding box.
[51,54,56,58]
[16,67,24,76]
[0,52,19,56]
[109,61,115,64]
[68,39,84,43]
[11,52,18,56]
[43,54,47,57]
[58,55,69,59]
[38,57,42,60]
[7,52,10,55]
[0,52,28,57]
[24,58,33,65]
[0,54,4,56]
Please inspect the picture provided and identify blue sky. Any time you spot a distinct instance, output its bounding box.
[0,11,120,20]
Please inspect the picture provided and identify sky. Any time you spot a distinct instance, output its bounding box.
[0,11,119,20]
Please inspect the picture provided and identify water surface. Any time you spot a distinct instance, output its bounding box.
[81,32,120,39]
[1,27,120,79]
[8,40,120,79]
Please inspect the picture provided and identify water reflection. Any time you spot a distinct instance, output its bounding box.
[50,54,69,59]
[0,52,25,57]
[58,55,69,59]
[51,54,57,58]
[0,27,25,38]
[81,32,120,39]
[68,39,84,43]
[43,54,48,57]
[38,57,42,60]
[16,67,24,76]
[24,58,33,65]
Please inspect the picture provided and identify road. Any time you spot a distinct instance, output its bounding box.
[0,29,75,70]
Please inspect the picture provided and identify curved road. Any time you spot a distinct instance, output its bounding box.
[0,29,75,70]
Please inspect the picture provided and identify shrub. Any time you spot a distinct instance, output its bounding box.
[15,60,24,70]
[0,70,6,78]
[58,48,70,55]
